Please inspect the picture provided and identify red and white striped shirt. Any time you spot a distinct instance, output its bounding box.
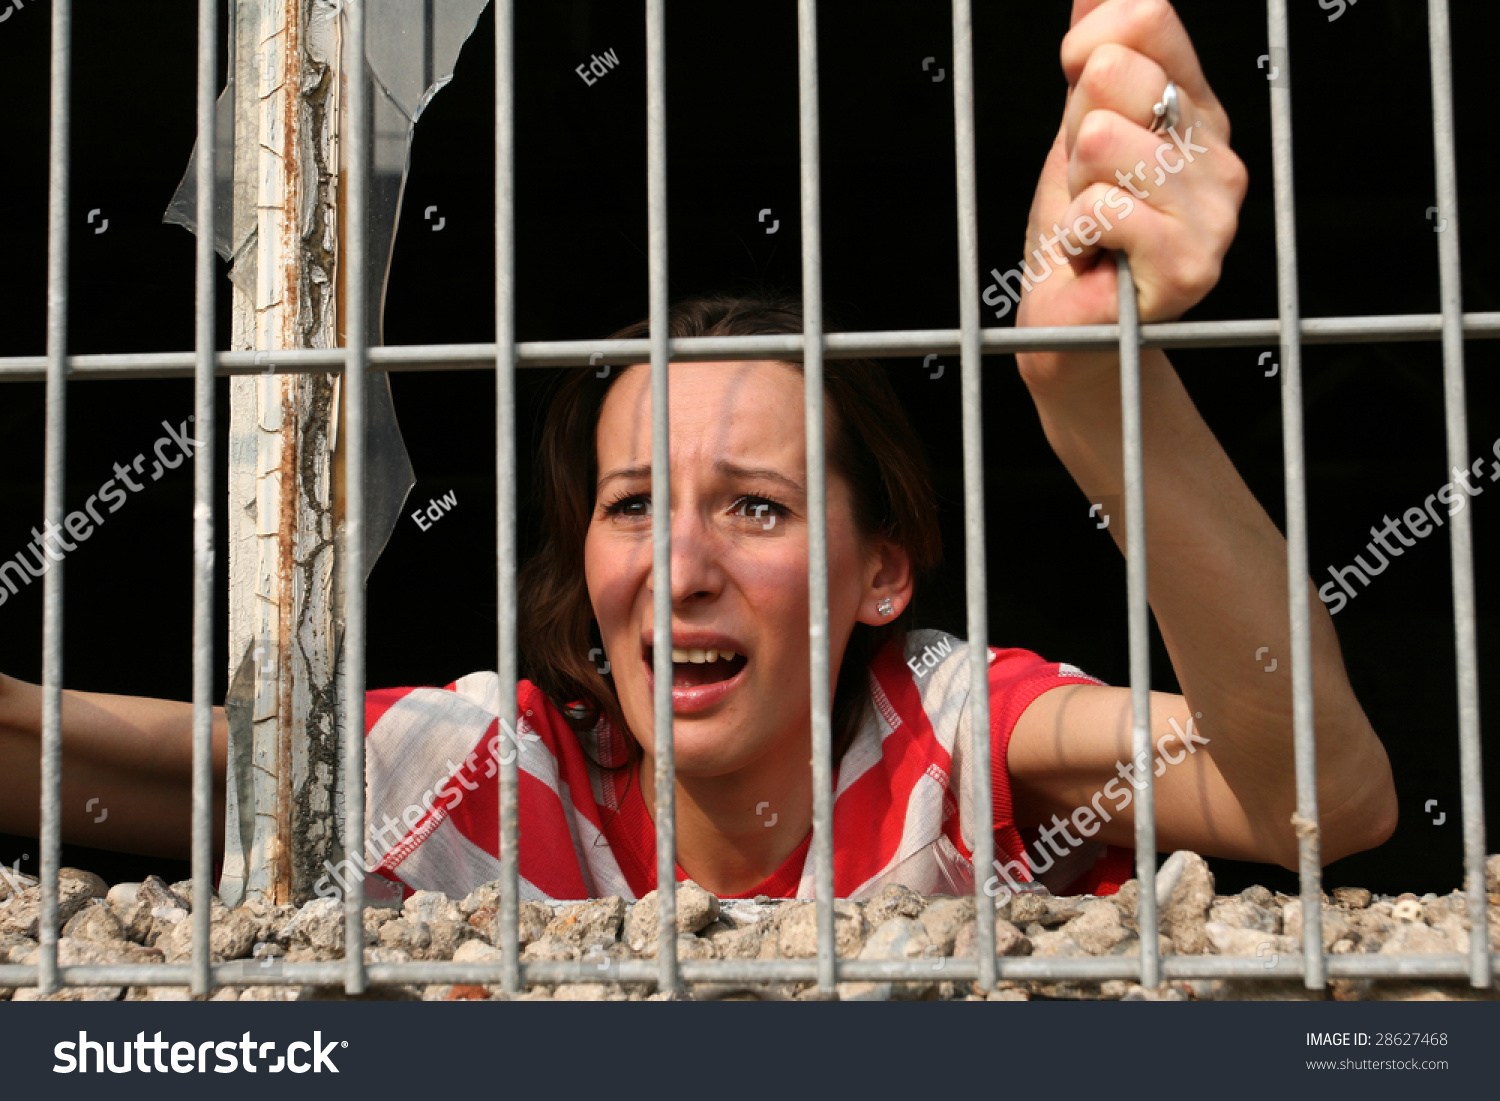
[353,630,1133,902]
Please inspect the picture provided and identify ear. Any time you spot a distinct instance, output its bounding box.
[854,537,915,627]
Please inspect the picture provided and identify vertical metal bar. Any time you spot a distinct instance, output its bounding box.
[1266,0,1324,990]
[494,0,521,995]
[795,0,836,996]
[38,0,72,998]
[342,0,369,995]
[1114,254,1158,990]
[950,0,995,995]
[645,0,680,998]
[1425,0,1489,990]
[189,0,219,997]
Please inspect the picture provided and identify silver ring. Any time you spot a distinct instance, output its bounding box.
[1150,81,1179,134]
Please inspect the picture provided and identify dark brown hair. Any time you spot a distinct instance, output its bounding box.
[517,291,942,768]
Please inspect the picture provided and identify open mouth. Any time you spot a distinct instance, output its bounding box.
[644,645,749,689]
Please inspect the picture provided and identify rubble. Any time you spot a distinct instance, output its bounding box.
[1,855,1497,1002]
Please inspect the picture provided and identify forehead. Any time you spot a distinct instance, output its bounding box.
[595,361,807,470]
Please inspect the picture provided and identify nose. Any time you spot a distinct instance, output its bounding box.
[645,502,724,608]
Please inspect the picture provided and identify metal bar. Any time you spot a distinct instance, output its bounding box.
[513,951,1500,983]
[645,0,679,998]
[4,949,1496,989]
[511,951,1500,983]
[796,0,836,996]
[950,0,996,995]
[341,0,370,996]
[3,0,1485,1006]
[1115,254,1159,989]
[494,0,521,996]
[1426,0,1489,990]
[10,311,1500,381]
[36,0,72,999]
[1266,0,1324,991]
[189,0,219,997]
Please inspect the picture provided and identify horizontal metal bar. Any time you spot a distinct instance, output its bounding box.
[3,952,1496,989]
[4,312,1500,381]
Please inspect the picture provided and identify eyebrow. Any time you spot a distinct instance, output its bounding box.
[714,461,805,496]
[594,461,805,496]
[596,465,650,494]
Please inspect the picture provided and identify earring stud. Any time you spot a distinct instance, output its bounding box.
[877,597,895,618]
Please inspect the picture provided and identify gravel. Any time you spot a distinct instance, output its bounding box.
[2,853,1497,1002]
[1060,898,1130,955]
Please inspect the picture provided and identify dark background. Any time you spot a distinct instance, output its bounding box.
[0,1,1495,897]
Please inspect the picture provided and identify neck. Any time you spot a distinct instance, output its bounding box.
[637,741,814,898]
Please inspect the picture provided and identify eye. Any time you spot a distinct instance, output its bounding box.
[601,492,650,519]
[731,495,789,527]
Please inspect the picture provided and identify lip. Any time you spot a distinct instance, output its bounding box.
[641,629,750,716]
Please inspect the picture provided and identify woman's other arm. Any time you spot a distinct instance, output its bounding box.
[1003,0,1396,869]
[1008,353,1397,868]
[0,672,228,861]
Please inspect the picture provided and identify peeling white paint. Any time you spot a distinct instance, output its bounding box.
[222,0,345,908]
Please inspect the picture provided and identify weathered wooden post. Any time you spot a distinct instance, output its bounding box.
[168,0,483,907]
[219,0,347,907]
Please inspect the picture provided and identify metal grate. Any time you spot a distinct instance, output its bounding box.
[0,0,1492,998]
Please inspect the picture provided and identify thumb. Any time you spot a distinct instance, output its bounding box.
[1069,0,1109,30]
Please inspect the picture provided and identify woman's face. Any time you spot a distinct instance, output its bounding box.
[585,360,906,777]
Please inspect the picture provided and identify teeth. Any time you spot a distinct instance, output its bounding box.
[667,647,741,663]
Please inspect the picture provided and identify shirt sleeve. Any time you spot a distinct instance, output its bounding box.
[985,646,1134,897]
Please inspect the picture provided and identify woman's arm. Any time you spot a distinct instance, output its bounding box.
[1008,352,1397,868]
[1002,0,1396,869]
[0,672,228,861]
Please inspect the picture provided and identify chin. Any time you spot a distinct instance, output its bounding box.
[670,716,768,775]
[619,699,769,776]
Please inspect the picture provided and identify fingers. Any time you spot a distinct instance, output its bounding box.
[1066,107,1209,222]
[1050,104,1244,322]
[1063,43,1176,161]
[1062,0,1223,128]
[1068,0,1111,31]
[1057,181,1224,315]
[1021,0,1245,325]
[1048,178,1162,274]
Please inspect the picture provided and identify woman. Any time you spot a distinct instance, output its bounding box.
[0,0,1396,902]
